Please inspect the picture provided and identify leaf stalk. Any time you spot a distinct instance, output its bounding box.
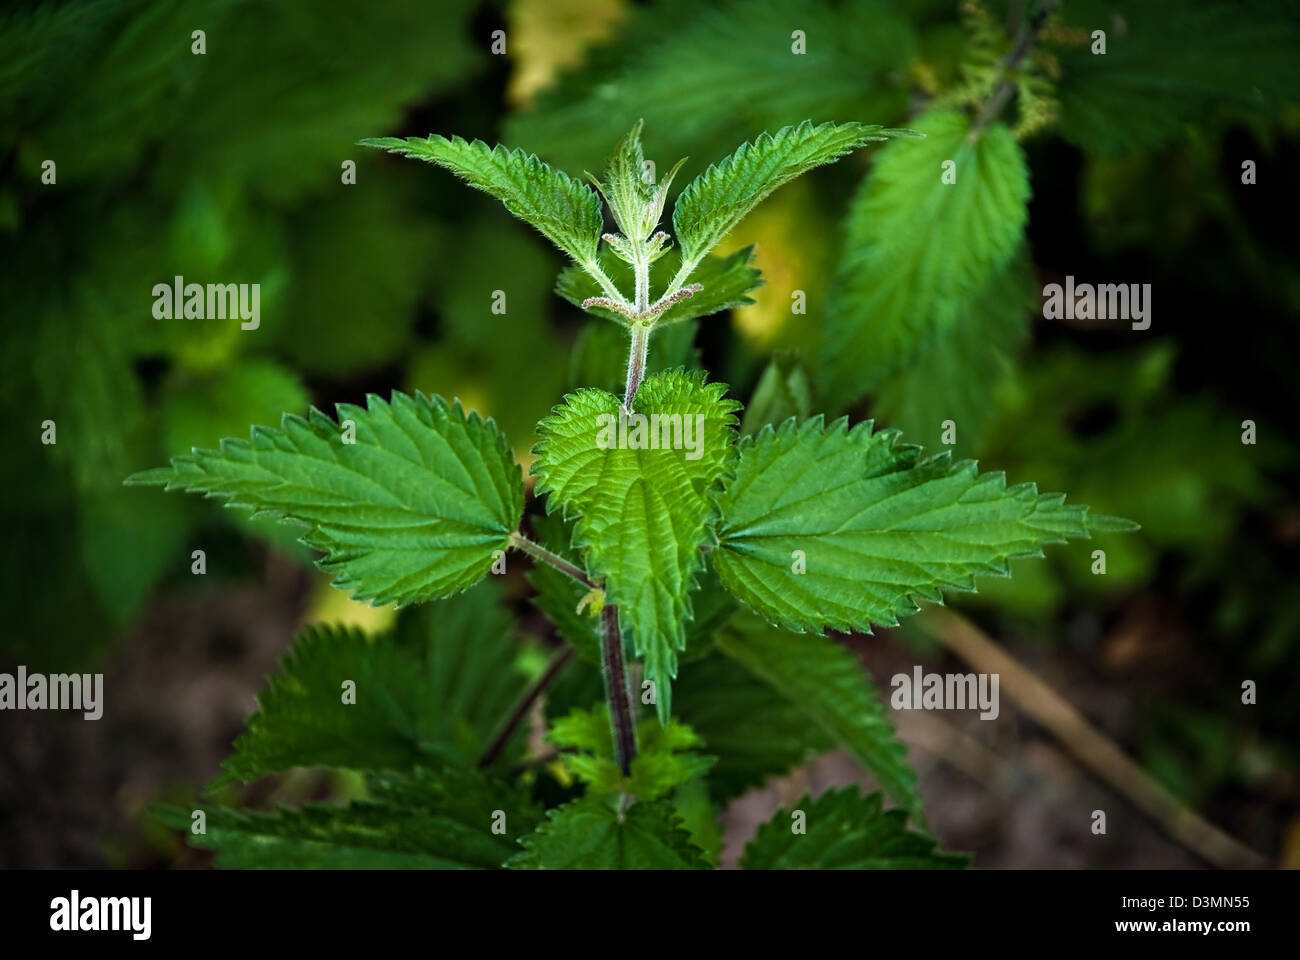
[509,531,597,588]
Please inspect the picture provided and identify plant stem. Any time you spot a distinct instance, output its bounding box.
[623,322,650,407]
[509,531,596,588]
[633,248,651,316]
[619,234,655,407]
[478,645,575,769]
[600,603,637,775]
[968,0,1059,138]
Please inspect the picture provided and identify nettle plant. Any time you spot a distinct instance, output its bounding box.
[130,120,1134,869]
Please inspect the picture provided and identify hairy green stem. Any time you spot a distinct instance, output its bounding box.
[633,248,651,316]
[623,322,650,406]
[600,603,637,776]
[509,531,596,588]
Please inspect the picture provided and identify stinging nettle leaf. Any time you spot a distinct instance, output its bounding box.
[712,416,1126,636]
[216,583,527,784]
[156,765,540,870]
[715,612,920,818]
[507,796,711,870]
[531,370,741,720]
[548,705,716,800]
[127,391,524,607]
[870,252,1036,457]
[739,787,968,869]
[593,120,664,243]
[526,510,735,670]
[672,120,915,268]
[819,109,1030,409]
[673,650,834,803]
[359,134,604,265]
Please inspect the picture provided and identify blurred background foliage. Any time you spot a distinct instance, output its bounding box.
[1,0,1297,865]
